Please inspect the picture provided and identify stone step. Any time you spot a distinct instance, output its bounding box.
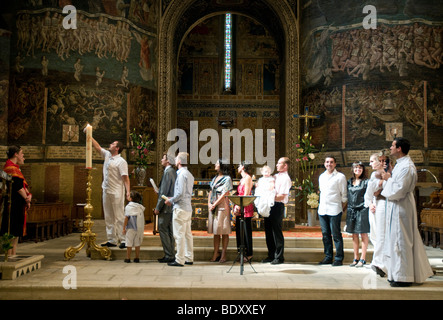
[141,235,357,249]
[95,245,373,264]
[92,236,373,264]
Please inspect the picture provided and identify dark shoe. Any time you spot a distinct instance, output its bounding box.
[184,261,193,265]
[133,258,140,263]
[124,259,131,263]
[332,260,343,266]
[372,265,386,278]
[119,242,126,249]
[349,259,359,267]
[355,259,366,268]
[270,259,283,265]
[319,258,333,265]
[101,242,117,247]
[168,261,184,267]
[390,281,412,287]
[158,257,174,263]
[261,257,274,263]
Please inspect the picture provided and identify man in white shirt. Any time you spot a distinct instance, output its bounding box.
[262,157,292,265]
[318,155,347,266]
[92,138,130,248]
[165,152,195,267]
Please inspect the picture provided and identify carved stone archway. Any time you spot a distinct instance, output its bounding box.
[157,0,299,179]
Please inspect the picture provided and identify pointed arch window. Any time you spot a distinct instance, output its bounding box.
[224,12,232,92]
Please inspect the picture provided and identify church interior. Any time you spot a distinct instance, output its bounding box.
[1,0,442,225]
[0,0,443,301]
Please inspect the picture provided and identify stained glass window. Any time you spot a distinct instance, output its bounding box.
[224,13,232,91]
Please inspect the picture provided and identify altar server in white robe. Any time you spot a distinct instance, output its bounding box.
[381,137,433,287]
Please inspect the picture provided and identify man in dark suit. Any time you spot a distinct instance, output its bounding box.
[154,152,177,263]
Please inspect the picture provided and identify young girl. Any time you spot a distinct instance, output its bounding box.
[123,190,145,263]
[346,161,369,268]
[254,165,276,218]
[364,152,389,277]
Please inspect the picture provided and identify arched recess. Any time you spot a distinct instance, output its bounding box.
[157,0,299,179]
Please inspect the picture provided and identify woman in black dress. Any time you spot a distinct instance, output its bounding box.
[346,161,369,268]
[1,146,32,255]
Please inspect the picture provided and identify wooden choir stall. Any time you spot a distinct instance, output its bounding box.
[26,202,71,243]
[418,182,443,250]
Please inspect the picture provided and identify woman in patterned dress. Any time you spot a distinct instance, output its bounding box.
[207,159,233,263]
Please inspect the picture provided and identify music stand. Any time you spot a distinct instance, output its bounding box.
[227,195,257,275]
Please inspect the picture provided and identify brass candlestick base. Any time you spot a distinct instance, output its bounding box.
[64,169,111,261]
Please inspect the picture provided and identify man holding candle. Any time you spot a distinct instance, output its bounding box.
[91,137,131,248]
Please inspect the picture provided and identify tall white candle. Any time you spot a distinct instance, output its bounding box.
[86,124,92,168]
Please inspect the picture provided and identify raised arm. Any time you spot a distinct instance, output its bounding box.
[91,137,102,154]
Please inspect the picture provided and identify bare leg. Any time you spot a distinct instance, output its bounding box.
[360,233,369,261]
[126,247,132,260]
[220,235,229,263]
[210,235,221,261]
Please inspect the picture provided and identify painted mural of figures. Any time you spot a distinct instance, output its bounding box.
[120,23,133,63]
[57,15,69,61]
[303,27,330,85]
[16,14,28,51]
[431,27,443,65]
[26,16,39,58]
[132,30,153,81]
[116,0,131,18]
[15,10,136,65]
[342,41,361,73]
[74,58,83,82]
[414,39,438,69]
[15,54,24,73]
[95,67,106,86]
[397,52,408,77]
[348,58,370,80]
[41,56,48,76]
[117,66,130,88]
[304,21,443,86]
[46,85,127,144]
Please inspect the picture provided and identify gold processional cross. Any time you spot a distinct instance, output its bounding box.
[293,106,320,134]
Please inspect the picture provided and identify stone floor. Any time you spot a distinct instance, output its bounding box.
[1,220,443,305]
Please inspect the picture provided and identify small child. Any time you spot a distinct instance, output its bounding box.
[123,190,145,263]
[254,165,276,218]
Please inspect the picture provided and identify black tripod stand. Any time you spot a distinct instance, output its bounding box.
[227,195,257,275]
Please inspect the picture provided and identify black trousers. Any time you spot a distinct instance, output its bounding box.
[264,202,285,261]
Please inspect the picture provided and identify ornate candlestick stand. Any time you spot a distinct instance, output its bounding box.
[64,169,111,260]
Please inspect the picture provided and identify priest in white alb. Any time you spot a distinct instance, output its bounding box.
[381,137,434,287]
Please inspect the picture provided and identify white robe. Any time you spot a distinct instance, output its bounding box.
[125,202,146,245]
[254,176,275,218]
[381,155,433,283]
[364,171,387,273]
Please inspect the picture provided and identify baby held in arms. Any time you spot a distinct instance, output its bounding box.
[254,165,276,218]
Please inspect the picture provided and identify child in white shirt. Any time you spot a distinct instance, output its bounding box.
[123,190,145,263]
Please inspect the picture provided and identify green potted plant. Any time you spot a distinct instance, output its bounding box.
[1,233,14,262]
[294,132,324,225]
[129,128,153,186]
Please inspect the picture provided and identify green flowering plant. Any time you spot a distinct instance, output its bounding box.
[294,132,324,208]
[129,128,153,167]
[1,233,14,262]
